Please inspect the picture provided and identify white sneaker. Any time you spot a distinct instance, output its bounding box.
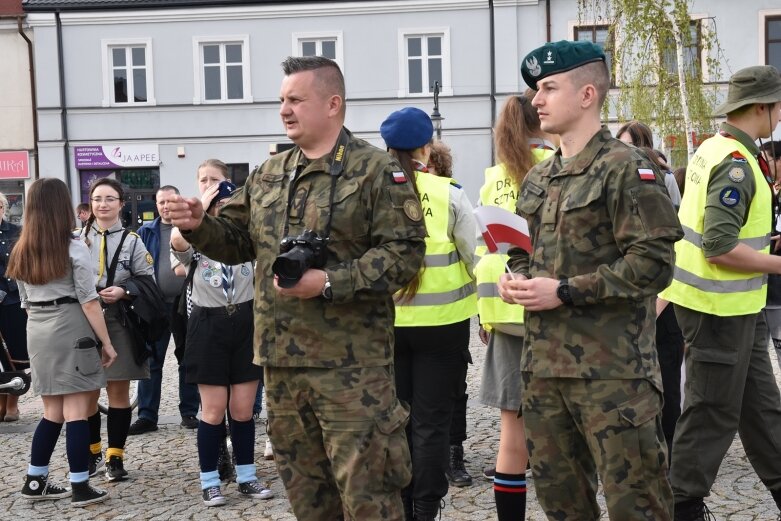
[264,439,274,460]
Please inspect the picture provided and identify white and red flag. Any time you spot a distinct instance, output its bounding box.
[473,205,532,254]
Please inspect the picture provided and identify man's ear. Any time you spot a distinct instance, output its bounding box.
[581,84,598,110]
[328,94,343,117]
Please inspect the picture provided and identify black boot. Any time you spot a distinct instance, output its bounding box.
[771,488,781,519]
[445,444,473,487]
[674,498,715,521]
[402,489,414,521]
[413,498,442,521]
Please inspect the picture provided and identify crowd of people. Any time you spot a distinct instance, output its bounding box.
[3,45,781,521]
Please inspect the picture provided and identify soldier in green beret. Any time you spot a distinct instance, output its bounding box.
[660,65,781,520]
[167,56,426,520]
[498,39,682,519]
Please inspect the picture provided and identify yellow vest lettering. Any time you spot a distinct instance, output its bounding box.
[394,172,477,326]
[660,134,771,316]
[475,149,554,330]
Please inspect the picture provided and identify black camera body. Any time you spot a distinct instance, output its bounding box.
[272,229,329,288]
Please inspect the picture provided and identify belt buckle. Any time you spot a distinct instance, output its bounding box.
[225,303,237,316]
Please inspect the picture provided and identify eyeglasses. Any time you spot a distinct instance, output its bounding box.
[90,196,120,204]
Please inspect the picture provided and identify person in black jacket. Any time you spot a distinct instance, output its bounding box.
[0,191,28,422]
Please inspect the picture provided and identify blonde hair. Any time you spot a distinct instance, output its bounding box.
[196,159,229,179]
[0,192,8,220]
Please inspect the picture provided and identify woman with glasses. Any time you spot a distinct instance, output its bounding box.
[0,192,28,422]
[82,177,154,482]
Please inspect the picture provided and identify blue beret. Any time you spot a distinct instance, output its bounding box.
[521,40,606,90]
[208,180,237,210]
[380,107,434,150]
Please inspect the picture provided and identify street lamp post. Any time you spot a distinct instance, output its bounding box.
[430,81,444,141]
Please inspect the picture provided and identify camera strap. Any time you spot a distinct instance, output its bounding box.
[283,128,350,239]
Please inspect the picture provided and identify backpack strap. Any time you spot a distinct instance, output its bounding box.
[105,229,131,288]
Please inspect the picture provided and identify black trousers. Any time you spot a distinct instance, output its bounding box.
[394,319,471,502]
[449,345,472,445]
[656,304,685,458]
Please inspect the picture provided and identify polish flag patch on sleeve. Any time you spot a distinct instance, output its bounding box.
[637,168,656,181]
[392,171,407,184]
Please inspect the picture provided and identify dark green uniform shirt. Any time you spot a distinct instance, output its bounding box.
[509,127,683,385]
[701,122,762,257]
[184,129,426,368]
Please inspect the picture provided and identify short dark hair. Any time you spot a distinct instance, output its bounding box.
[761,140,781,160]
[158,185,180,195]
[616,120,654,148]
[281,56,345,114]
[76,202,89,213]
[570,61,610,108]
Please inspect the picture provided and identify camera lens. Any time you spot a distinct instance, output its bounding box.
[272,246,313,288]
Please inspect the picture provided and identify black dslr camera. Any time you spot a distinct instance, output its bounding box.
[272,229,328,288]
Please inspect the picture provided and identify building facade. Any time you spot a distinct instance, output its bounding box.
[14,0,781,226]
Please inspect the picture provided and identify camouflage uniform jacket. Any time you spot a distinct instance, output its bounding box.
[508,127,683,386]
[183,129,427,368]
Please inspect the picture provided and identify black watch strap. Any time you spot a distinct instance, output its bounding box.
[557,280,574,305]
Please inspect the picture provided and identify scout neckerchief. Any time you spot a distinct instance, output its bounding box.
[221,264,235,304]
[94,224,125,285]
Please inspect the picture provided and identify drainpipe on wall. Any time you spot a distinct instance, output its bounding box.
[17,15,39,180]
[55,11,72,192]
[488,0,496,164]
[546,0,551,42]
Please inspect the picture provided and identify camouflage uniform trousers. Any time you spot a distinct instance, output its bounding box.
[670,307,781,502]
[265,365,412,521]
[521,374,673,520]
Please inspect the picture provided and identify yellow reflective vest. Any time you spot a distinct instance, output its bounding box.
[659,134,771,316]
[474,148,554,330]
[394,172,477,327]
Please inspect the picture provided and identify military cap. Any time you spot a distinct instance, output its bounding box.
[380,107,434,150]
[208,180,237,210]
[521,40,606,90]
[714,65,781,115]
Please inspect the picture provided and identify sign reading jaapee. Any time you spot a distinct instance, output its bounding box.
[75,144,160,169]
[0,151,30,179]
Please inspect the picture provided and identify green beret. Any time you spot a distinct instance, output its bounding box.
[521,40,606,90]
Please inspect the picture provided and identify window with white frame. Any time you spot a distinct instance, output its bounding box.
[292,31,344,71]
[193,36,252,104]
[101,39,155,107]
[767,16,781,71]
[661,20,702,80]
[398,29,452,97]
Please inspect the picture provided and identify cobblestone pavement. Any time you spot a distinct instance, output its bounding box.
[1,319,779,520]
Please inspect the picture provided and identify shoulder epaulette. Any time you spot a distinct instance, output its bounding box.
[129,231,141,238]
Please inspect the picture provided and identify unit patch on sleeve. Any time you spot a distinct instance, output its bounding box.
[727,167,746,183]
[637,168,656,181]
[719,187,741,208]
[392,171,407,184]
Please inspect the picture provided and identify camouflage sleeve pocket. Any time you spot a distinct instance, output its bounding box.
[630,186,682,240]
[385,186,425,228]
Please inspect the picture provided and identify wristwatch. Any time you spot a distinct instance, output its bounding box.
[321,271,333,300]
[556,279,573,305]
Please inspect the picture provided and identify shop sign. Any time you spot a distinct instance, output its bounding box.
[75,144,159,169]
[0,151,30,179]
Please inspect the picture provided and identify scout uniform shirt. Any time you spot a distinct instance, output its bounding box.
[84,221,154,288]
[171,246,253,307]
[508,127,683,387]
[183,129,427,368]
